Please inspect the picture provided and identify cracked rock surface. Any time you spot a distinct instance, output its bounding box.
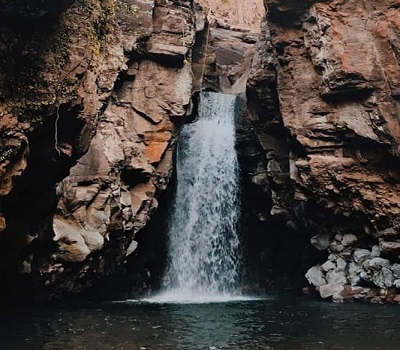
[246,0,400,302]
[0,0,195,301]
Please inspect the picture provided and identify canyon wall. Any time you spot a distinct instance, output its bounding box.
[0,0,196,302]
[246,0,400,302]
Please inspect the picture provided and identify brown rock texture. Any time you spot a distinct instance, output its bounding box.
[198,0,264,33]
[0,0,196,301]
[246,0,400,301]
[192,1,263,93]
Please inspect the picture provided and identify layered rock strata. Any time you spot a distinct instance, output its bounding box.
[0,0,195,301]
[192,1,261,93]
[198,0,264,33]
[246,0,400,301]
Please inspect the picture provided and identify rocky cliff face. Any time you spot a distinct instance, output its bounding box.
[197,0,264,33]
[246,0,400,302]
[3,0,399,305]
[192,0,262,93]
[0,0,196,302]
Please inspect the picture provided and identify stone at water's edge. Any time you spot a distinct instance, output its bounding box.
[0,0,195,302]
[245,0,400,302]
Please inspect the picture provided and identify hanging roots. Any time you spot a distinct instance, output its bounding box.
[55,106,61,157]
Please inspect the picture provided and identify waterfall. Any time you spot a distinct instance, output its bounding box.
[151,92,241,303]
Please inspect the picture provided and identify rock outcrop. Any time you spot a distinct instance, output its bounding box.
[192,1,262,93]
[0,0,196,302]
[246,0,400,302]
[198,0,264,33]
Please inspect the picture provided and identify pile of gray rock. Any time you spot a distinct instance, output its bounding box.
[306,231,400,302]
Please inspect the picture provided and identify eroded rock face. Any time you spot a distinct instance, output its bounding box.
[198,0,264,33]
[246,0,400,302]
[0,0,195,301]
[191,1,263,93]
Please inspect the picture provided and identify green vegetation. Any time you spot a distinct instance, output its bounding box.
[79,0,116,56]
[6,24,73,122]
[0,145,18,163]
[3,0,117,122]
[116,1,138,15]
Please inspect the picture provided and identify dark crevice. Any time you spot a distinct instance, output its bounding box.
[0,106,87,305]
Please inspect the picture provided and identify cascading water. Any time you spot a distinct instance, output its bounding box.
[150,92,242,303]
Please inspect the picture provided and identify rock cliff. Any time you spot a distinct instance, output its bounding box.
[0,0,196,302]
[246,0,400,302]
[192,0,262,93]
[3,0,400,305]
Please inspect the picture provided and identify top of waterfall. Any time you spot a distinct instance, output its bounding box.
[197,0,265,33]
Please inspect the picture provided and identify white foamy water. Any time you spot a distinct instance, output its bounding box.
[149,92,241,303]
[142,293,262,304]
[116,295,262,305]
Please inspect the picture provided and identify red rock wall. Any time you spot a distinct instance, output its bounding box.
[0,0,196,302]
[247,0,400,302]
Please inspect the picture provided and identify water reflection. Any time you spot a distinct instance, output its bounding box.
[1,297,400,349]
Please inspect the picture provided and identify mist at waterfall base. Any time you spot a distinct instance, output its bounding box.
[148,92,247,304]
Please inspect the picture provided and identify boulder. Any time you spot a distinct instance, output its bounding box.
[368,257,391,271]
[392,264,400,279]
[372,267,393,288]
[53,217,101,263]
[321,260,335,272]
[329,242,345,253]
[354,249,371,264]
[311,234,331,251]
[371,245,381,258]
[341,234,358,247]
[319,283,344,299]
[305,265,326,287]
[0,214,5,232]
[380,241,400,254]
[374,228,398,239]
[394,279,400,289]
[360,271,372,282]
[126,240,138,257]
[326,270,347,285]
[336,257,347,271]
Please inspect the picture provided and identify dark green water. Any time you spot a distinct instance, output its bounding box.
[1,296,400,350]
